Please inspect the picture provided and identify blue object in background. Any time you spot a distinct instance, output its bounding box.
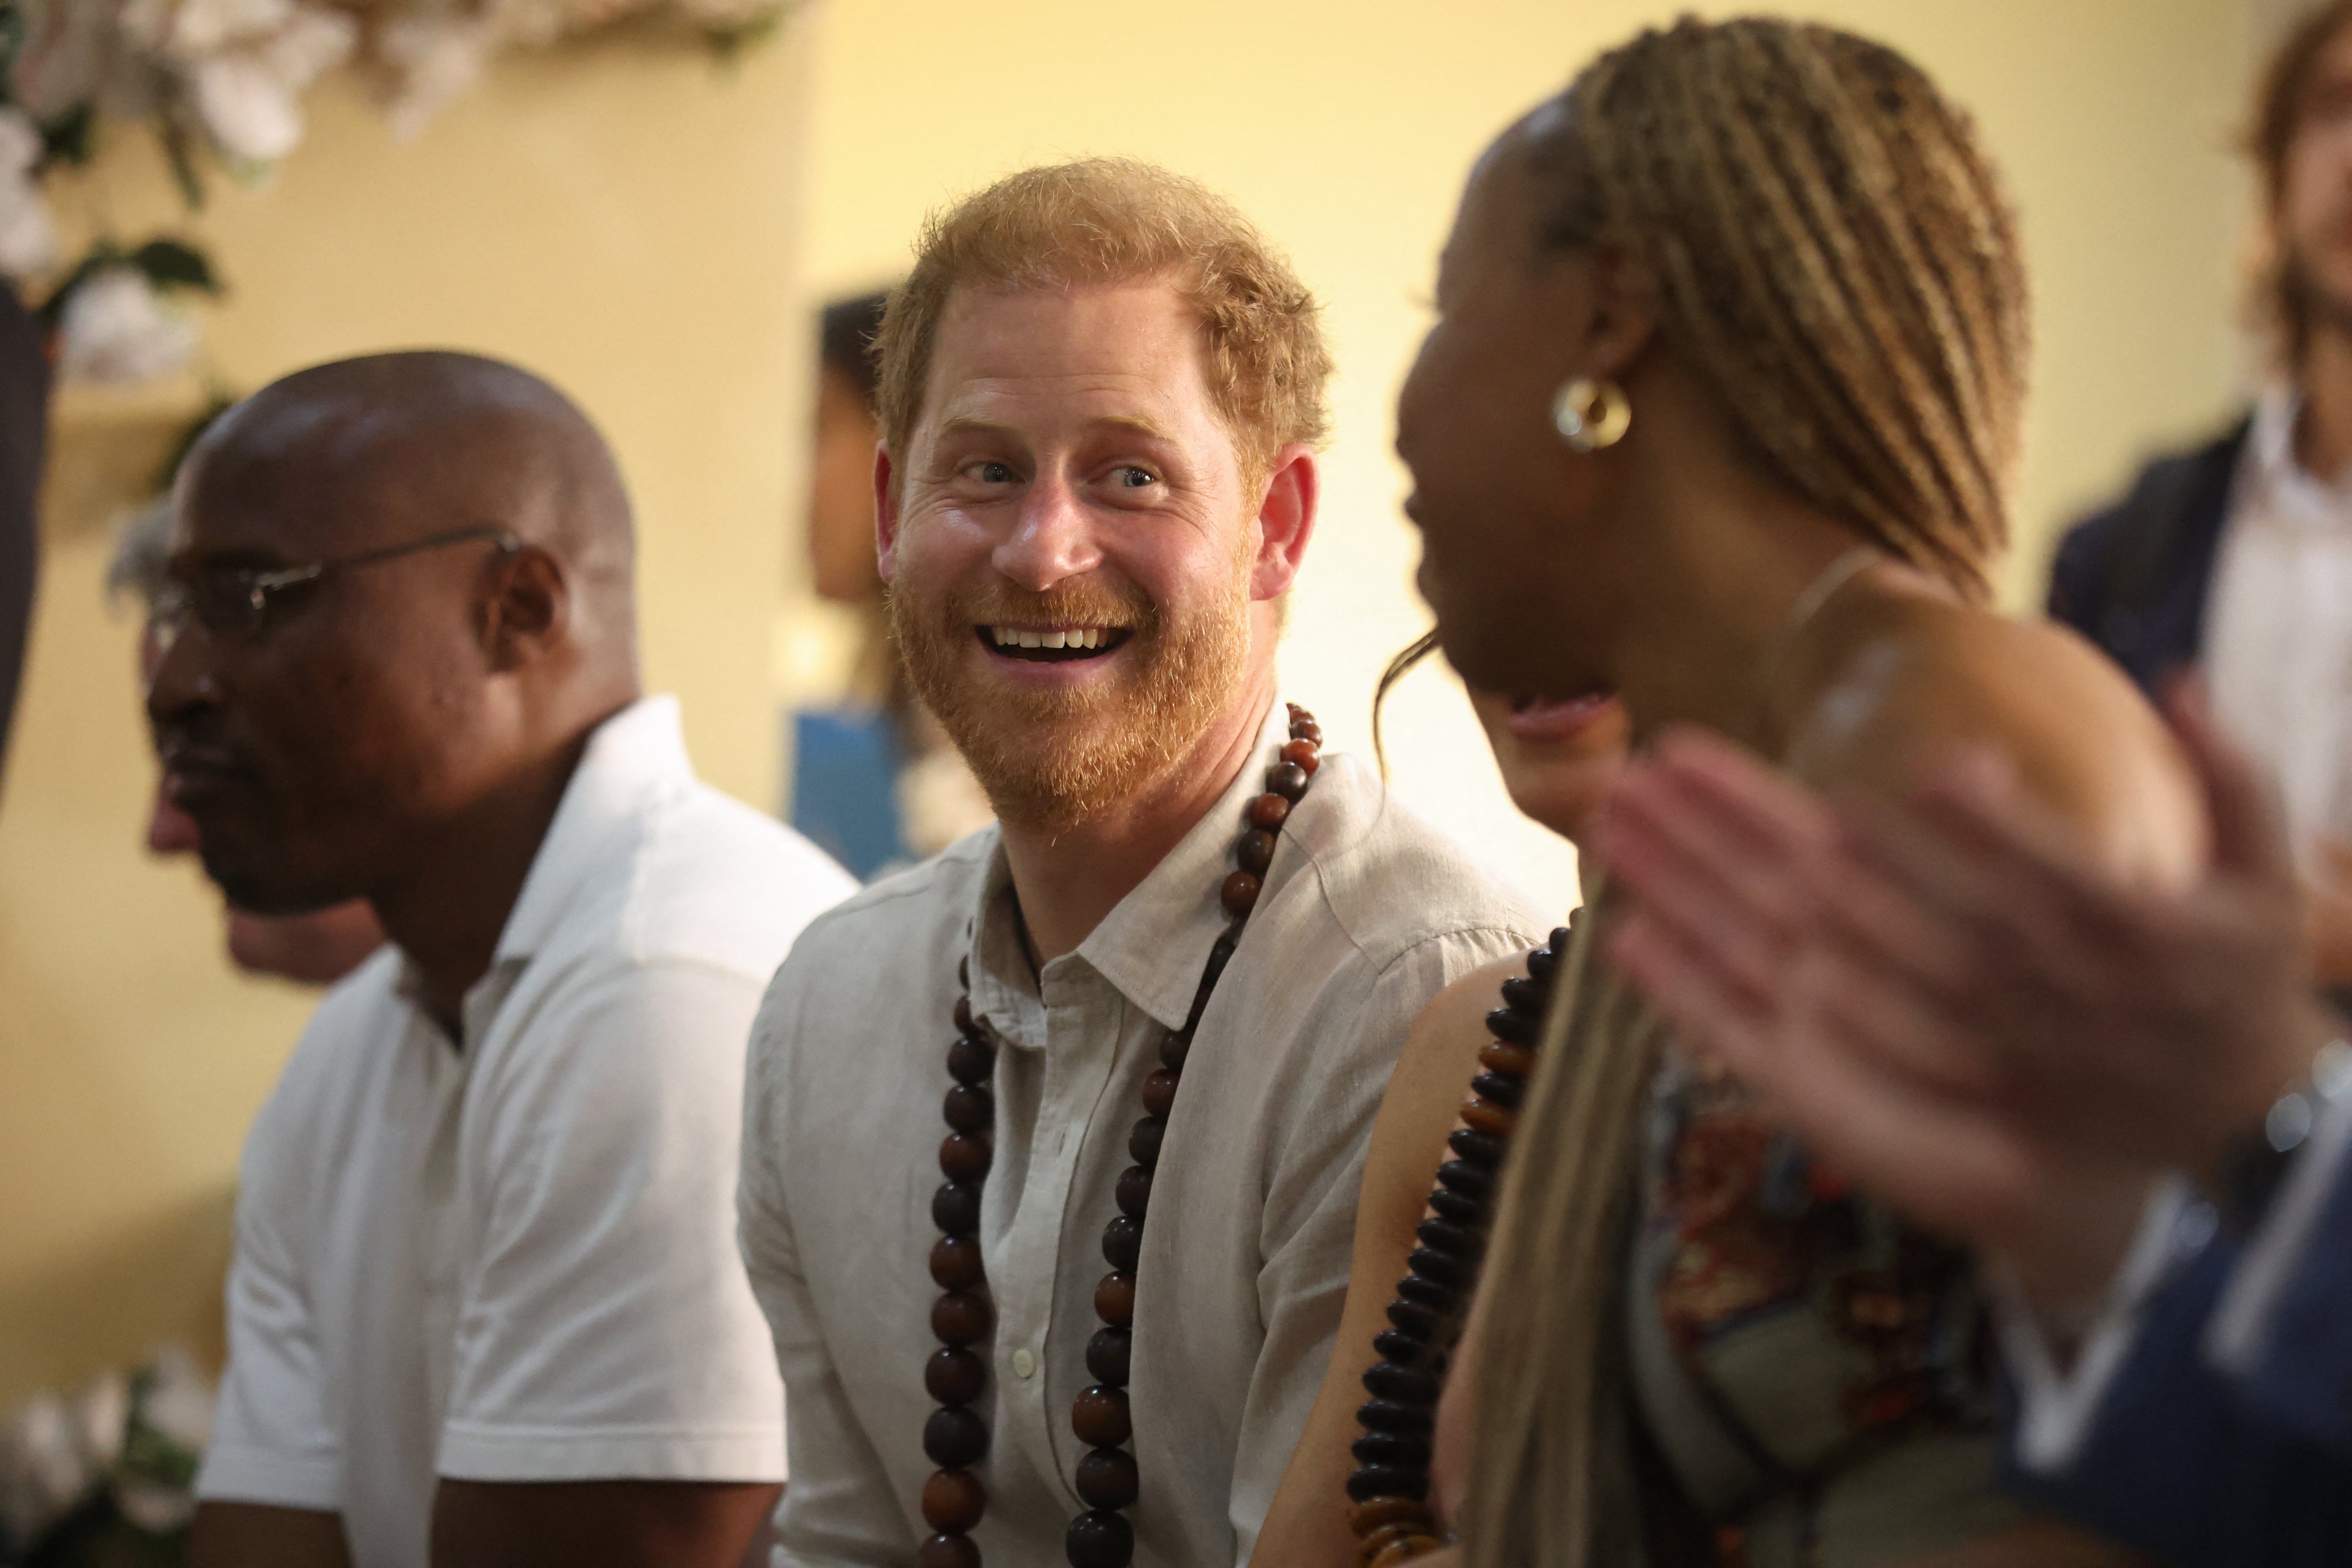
[789,707,907,882]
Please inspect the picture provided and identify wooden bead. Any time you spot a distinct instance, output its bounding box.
[1348,1497,1436,1537]
[1070,1384,1132,1447]
[1434,1158,1490,1198]
[923,1405,990,1468]
[925,1346,986,1406]
[1469,1070,1524,1109]
[1127,1115,1164,1169]
[1065,1508,1134,1568]
[957,954,969,988]
[1101,1214,1143,1273]
[1085,1326,1132,1386]
[1280,738,1321,774]
[1448,1128,1506,1168]
[1094,1270,1136,1327]
[1351,1431,1432,1468]
[1346,1463,1431,1501]
[931,1290,993,1345]
[1458,1096,1515,1137]
[932,1180,983,1236]
[1220,869,1261,916]
[1289,718,1323,746]
[1477,1040,1538,1079]
[1394,1274,1451,1310]
[1247,793,1291,830]
[921,1467,987,1532]
[1236,828,1277,876]
[1357,1521,1421,1560]
[1416,1217,1481,1259]
[1485,1005,1538,1046]
[1074,1446,1140,1508]
[930,1234,984,1290]
[1369,1537,1444,1567]
[1356,1398,1436,1436]
[1406,1246,1465,1289]
[1386,1299,1442,1339]
[1426,1187,1481,1227]
[1372,1327,1429,1361]
[1158,1031,1191,1072]
[918,1531,981,1568]
[943,1083,994,1133]
[1140,1069,1181,1121]
[1362,1360,1441,1405]
[939,1132,993,1181]
[1266,761,1309,800]
[1499,975,1548,1016]
[1115,1163,1152,1218]
[953,996,975,1034]
[1525,945,1559,984]
[947,1033,996,1085]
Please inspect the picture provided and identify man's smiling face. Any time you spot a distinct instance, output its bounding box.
[880,276,1263,828]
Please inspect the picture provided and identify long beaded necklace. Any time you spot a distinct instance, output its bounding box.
[1341,917,1576,1566]
[918,704,1327,1568]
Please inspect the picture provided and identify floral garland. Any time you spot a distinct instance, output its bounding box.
[0,0,795,387]
[0,1348,213,1568]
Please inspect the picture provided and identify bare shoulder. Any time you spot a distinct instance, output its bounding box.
[1785,596,2204,884]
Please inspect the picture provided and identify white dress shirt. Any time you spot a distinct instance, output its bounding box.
[739,700,1542,1568]
[2204,387,2352,869]
[196,697,858,1568]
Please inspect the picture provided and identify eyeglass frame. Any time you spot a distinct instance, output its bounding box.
[153,524,524,644]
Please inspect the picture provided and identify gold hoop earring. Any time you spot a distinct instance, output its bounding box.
[1553,377,1631,453]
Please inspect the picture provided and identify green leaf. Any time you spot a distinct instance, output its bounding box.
[130,238,222,296]
[156,114,207,211]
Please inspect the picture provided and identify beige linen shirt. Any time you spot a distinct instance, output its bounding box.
[740,700,1542,1567]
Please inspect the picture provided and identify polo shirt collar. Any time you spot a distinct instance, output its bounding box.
[495,694,695,965]
[965,698,1285,1038]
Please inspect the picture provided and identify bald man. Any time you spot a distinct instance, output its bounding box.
[150,353,857,1568]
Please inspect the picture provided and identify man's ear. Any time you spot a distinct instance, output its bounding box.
[483,546,568,671]
[874,443,902,584]
[1249,444,1318,603]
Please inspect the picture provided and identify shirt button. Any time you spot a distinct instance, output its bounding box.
[1013,1348,1037,1379]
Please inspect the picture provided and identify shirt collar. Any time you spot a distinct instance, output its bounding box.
[2245,383,2352,526]
[493,694,696,965]
[965,698,1289,1038]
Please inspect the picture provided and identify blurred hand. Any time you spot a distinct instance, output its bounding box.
[1593,683,2334,1308]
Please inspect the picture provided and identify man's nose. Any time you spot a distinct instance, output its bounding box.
[991,474,1102,592]
[144,611,221,730]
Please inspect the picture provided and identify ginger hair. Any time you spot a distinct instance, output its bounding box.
[872,158,1333,489]
[1462,19,2029,1568]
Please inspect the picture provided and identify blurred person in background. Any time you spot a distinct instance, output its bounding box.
[1387,17,2198,1568]
[2051,0,2352,993]
[1595,693,2352,1563]
[0,284,49,787]
[157,351,856,1568]
[112,499,385,984]
[791,288,989,878]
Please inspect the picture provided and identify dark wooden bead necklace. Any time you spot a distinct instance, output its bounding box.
[918,704,1326,1568]
[1341,918,1575,1566]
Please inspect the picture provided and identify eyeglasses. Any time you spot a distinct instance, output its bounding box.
[153,525,521,643]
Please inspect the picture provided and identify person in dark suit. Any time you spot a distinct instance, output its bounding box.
[2053,0,2352,988]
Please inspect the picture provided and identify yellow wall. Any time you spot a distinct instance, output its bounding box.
[0,29,815,1406]
[796,0,2256,920]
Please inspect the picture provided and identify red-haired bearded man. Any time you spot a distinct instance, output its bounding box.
[737,160,1541,1568]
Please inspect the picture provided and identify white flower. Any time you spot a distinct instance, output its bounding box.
[138,1347,215,1452]
[72,1370,130,1473]
[164,0,299,58]
[0,1393,100,1545]
[58,267,202,385]
[181,5,354,165]
[0,111,59,280]
[374,14,494,141]
[114,1474,198,1533]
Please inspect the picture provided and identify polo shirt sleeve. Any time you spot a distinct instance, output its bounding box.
[434,959,786,1485]
[740,964,911,1567]
[196,1161,343,1510]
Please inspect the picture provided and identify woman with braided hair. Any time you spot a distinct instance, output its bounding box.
[1282,16,2208,1568]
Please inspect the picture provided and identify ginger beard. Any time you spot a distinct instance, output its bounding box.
[889,528,1256,833]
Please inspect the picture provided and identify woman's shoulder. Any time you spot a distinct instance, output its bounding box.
[1785,595,2205,883]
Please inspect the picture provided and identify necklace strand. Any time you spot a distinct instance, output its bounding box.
[918,705,1327,1568]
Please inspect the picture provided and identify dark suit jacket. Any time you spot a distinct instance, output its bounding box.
[2045,420,2250,696]
[2011,1176,2352,1565]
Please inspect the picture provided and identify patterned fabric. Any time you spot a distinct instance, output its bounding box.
[1630,1052,2023,1567]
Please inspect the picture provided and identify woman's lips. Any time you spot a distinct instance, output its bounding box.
[1506,692,1618,742]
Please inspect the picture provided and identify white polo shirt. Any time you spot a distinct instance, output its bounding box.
[196,696,857,1568]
